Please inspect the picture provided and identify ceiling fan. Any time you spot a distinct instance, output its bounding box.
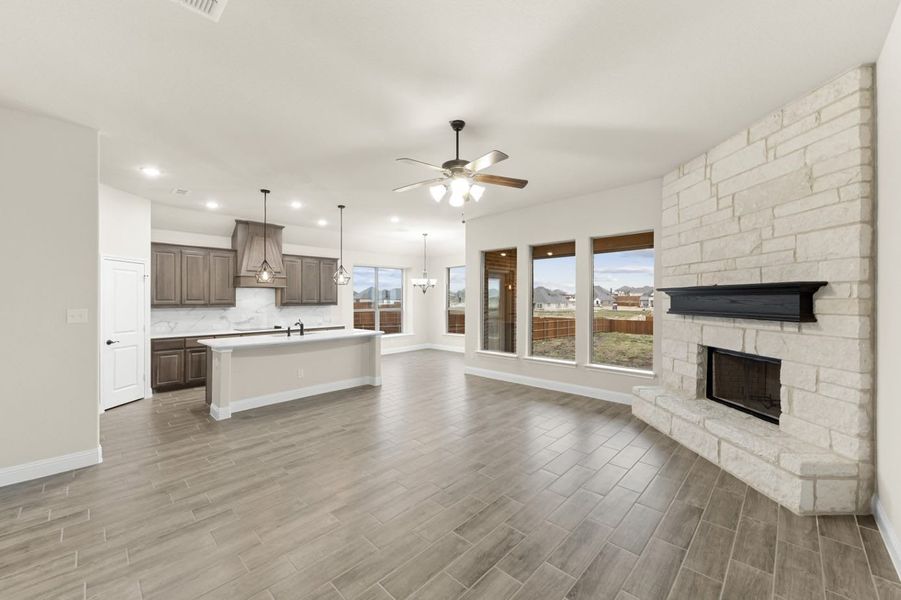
[393,120,528,207]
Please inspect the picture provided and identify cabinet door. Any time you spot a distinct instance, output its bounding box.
[300,258,321,304]
[152,349,184,389]
[151,245,181,306]
[209,250,236,306]
[181,248,210,305]
[319,258,338,305]
[277,255,304,306]
[185,348,207,386]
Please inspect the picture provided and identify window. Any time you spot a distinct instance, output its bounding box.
[591,232,654,371]
[353,266,404,334]
[531,242,576,360]
[447,266,466,334]
[482,249,516,353]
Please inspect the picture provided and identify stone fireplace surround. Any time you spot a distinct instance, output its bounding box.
[633,65,875,515]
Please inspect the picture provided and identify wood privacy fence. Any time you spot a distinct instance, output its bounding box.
[531,315,653,340]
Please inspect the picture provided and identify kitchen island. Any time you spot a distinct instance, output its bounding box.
[199,329,382,420]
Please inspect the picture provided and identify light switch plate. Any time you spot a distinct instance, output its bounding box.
[67,308,89,324]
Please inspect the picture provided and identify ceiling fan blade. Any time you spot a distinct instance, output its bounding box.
[465,150,509,173]
[393,177,448,193]
[473,173,528,189]
[396,158,448,173]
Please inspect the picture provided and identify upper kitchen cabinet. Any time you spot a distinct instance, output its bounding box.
[319,258,338,304]
[209,250,236,306]
[151,243,236,308]
[151,244,181,306]
[232,220,286,288]
[276,255,339,306]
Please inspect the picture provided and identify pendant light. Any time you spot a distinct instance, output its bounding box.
[411,233,437,294]
[333,204,350,285]
[256,188,275,284]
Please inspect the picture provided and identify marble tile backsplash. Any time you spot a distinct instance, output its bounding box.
[150,288,341,336]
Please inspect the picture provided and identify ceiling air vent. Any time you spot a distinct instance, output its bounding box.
[172,0,229,22]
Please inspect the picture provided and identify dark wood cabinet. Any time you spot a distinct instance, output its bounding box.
[152,243,235,308]
[320,259,338,304]
[151,245,181,306]
[181,248,210,305]
[152,349,185,389]
[185,348,207,386]
[300,258,321,304]
[277,255,339,306]
[209,250,237,305]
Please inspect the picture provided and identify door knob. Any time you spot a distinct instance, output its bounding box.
[106,339,119,345]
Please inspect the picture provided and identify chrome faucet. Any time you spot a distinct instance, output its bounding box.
[294,318,305,336]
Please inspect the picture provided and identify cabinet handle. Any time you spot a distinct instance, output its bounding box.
[106,339,120,346]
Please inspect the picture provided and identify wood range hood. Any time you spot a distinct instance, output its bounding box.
[231,220,287,288]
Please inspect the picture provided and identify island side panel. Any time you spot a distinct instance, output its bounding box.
[209,349,233,421]
[225,336,379,414]
[371,334,382,386]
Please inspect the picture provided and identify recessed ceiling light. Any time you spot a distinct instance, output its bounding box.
[205,200,219,210]
[140,166,161,178]
[500,252,507,257]
[290,200,302,209]
[547,251,554,256]
[390,216,400,223]
[317,219,328,227]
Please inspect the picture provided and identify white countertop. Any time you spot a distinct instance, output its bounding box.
[150,326,342,340]
[198,328,382,350]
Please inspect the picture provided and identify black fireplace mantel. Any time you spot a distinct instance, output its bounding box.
[658,281,828,322]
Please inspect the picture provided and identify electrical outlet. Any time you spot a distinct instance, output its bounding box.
[67,308,89,324]
[297,368,304,379]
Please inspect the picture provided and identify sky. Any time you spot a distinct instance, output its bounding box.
[531,248,655,293]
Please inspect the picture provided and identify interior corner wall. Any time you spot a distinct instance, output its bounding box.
[876,0,901,569]
[463,179,662,401]
[0,105,100,479]
[426,251,467,352]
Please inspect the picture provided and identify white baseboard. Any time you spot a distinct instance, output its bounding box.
[217,376,382,419]
[0,446,103,488]
[382,343,431,355]
[872,494,901,580]
[463,366,634,405]
[382,343,464,355]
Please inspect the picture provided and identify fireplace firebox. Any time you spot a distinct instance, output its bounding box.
[706,348,781,424]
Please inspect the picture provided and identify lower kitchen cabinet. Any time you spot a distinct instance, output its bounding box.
[152,348,185,389]
[185,348,207,386]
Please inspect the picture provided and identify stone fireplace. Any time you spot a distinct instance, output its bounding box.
[633,65,875,514]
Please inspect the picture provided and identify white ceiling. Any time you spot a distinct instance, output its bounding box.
[0,0,897,254]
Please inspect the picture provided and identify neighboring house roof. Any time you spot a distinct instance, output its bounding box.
[533,286,570,304]
[593,286,614,302]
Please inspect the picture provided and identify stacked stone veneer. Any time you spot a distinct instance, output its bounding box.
[633,66,875,514]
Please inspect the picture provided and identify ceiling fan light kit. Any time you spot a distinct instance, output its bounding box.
[410,233,437,294]
[394,120,528,206]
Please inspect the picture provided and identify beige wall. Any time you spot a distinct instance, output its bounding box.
[464,179,662,401]
[0,105,99,472]
[100,185,151,260]
[876,1,901,563]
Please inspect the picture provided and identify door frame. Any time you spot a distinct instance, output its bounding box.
[99,255,150,413]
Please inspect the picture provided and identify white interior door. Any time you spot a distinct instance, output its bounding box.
[101,258,146,410]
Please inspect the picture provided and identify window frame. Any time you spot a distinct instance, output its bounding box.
[352,265,405,335]
[529,240,577,362]
[480,248,517,355]
[589,231,655,374]
[446,265,466,336]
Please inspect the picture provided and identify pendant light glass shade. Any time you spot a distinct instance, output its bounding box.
[333,204,351,285]
[411,233,437,294]
[256,188,275,284]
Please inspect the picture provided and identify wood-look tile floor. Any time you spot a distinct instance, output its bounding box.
[0,350,898,600]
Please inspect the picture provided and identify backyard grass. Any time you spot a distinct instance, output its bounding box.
[532,331,653,370]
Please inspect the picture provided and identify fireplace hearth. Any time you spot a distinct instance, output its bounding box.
[706,347,781,424]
